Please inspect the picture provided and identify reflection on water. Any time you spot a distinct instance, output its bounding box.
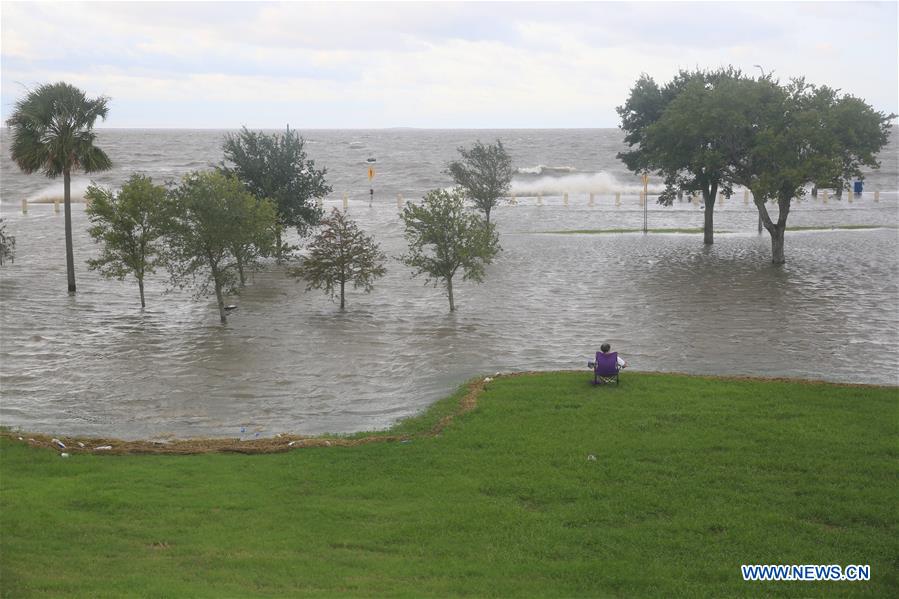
[1,198,898,439]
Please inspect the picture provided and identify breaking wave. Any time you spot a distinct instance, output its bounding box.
[511,171,665,196]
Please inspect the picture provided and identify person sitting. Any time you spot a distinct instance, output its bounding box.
[588,343,627,370]
[588,343,627,385]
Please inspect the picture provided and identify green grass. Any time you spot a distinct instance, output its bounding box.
[2,372,897,597]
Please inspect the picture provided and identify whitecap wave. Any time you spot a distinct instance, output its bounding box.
[25,179,95,203]
[516,164,577,176]
[510,171,665,195]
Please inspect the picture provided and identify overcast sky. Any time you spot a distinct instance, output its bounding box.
[1,1,896,128]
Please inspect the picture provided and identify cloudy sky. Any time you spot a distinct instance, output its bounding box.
[1,1,896,128]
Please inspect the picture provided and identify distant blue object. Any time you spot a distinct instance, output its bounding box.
[240,427,246,433]
[853,181,863,194]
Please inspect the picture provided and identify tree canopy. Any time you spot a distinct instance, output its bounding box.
[163,171,277,324]
[447,140,513,225]
[291,208,386,310]
[6,81,111,293]
[85,174,168,308]
[617,67,745,245]
[219,126,331,256]
[400,188,500,312]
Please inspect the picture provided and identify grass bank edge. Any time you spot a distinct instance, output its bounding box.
[2,371,894,457]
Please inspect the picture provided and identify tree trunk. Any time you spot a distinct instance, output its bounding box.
[702,183,717,245]
[236,253,246,287]
[63,170,76,294]
[339,277,346,311]
[485,207,491,226]
[212,268,227,324]
[138,276,145,308]
[275,228,283,264]
[770,227,786,264]
[447,276,455,312]
[752,191,790,265]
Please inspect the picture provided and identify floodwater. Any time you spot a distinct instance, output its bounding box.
[1,129,897,439]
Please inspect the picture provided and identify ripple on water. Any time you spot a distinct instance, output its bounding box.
[1,204,898,438]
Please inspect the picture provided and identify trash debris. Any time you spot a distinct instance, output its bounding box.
[240,427,246,433]
[27,438,35,443]
[254,432,260,438]
[17,436,23,441]
[484,377,493,383]
[60,453,70,458]
[587,454,597,461]
[77,442,85,448]
[276,433,282,438]
[94,445,113,451]
[401,440,411,444]
[51,438,66,449]
[323,441,331,447]
[288,441,298,447]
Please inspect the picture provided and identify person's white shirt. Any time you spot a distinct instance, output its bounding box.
[615,355,627,368]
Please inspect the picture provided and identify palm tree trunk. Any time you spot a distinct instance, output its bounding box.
[138,276,145,308]
[340,277,346,311]
[63,170,76,293]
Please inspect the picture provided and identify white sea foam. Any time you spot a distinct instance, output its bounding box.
[25,179,94,203]
[511,171,665,196]
[515,164,577,176]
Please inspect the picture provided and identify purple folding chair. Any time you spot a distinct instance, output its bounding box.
[588,351,620,385]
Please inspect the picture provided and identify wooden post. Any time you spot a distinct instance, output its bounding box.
[21,199,27,214]
[342,192,348,210]
[54,198,60,213]
[874,190,880,202]
[537,193,543,206]
[588,192,594,207]
[510,193,516,206]
[397,194,403,209]
[563,192,568,207]
[743,190,749,204]
[822,190,828,204]
[615,192,620,207]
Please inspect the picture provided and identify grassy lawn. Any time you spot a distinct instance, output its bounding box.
[2,372,896,597]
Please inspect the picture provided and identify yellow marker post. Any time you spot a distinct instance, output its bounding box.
[588,192,594,207]
[563,192,568,207]
[54,199,60,213]
[874,190,880,202]
[615,192,621,207]
[537,193,543,206]
[822,190,828,204]
[21,199,27,214]
[343,192,348,210]
[397,193,403,209]
[744,189,749,204]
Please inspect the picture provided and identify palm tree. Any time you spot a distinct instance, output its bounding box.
[6,82,112,293]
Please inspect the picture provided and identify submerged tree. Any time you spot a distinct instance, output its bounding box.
[219,126,331,259]
[617,68,745,245]
[85,174,167,307]
[6,82,112,292]
[447,139,513,226]
[163,171,277,324]
[291,208,386,310]
[732,78,893,264]
[0,219,15,266]
[400,188,500,312]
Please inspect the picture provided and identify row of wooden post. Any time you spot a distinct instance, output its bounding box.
[18,190,885,214]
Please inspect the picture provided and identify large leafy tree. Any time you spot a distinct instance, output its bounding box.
[85,174,167,308]
[291,208,386,310]
[219,126,331,259]
[400,188,500,312]
[6,82,112,293]
[732,78,893,264]
[447,139,513,225]
[163,171,277,324]
[617,68,745,245]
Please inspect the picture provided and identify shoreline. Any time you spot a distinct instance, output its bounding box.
[3,370,894,455]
